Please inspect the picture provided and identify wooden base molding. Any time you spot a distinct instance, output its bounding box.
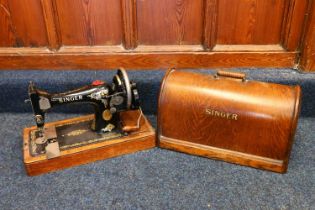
[23,114,155,176]
[159,136,286,173]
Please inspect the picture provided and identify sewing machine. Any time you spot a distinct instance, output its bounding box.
[23,69,155,176]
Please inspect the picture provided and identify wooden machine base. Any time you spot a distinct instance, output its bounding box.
[23,112,155,176]
[159,136,287,173]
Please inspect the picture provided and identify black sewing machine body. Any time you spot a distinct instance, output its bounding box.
[26,69,141,159]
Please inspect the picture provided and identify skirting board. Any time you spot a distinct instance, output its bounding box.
[0,50,296,70]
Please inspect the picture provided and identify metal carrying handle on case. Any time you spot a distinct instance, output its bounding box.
[215,70,247,82]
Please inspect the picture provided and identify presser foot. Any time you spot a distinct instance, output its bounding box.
[33,126,61,159]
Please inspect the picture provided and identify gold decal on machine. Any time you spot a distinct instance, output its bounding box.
[205,108,238,120]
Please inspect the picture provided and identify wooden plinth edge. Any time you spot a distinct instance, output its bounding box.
[23,114,155,176]
[159,136,287,173]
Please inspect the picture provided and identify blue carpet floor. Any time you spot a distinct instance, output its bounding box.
[0,69,314,209]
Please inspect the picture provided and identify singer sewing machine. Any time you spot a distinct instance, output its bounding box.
[23,69,155,176]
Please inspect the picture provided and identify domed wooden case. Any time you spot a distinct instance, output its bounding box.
[157,69,301,173]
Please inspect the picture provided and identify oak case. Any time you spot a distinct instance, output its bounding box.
[157,69,301,173]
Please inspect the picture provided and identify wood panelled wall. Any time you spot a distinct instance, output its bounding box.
[0,0,314,71]
[300,0,315,71]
